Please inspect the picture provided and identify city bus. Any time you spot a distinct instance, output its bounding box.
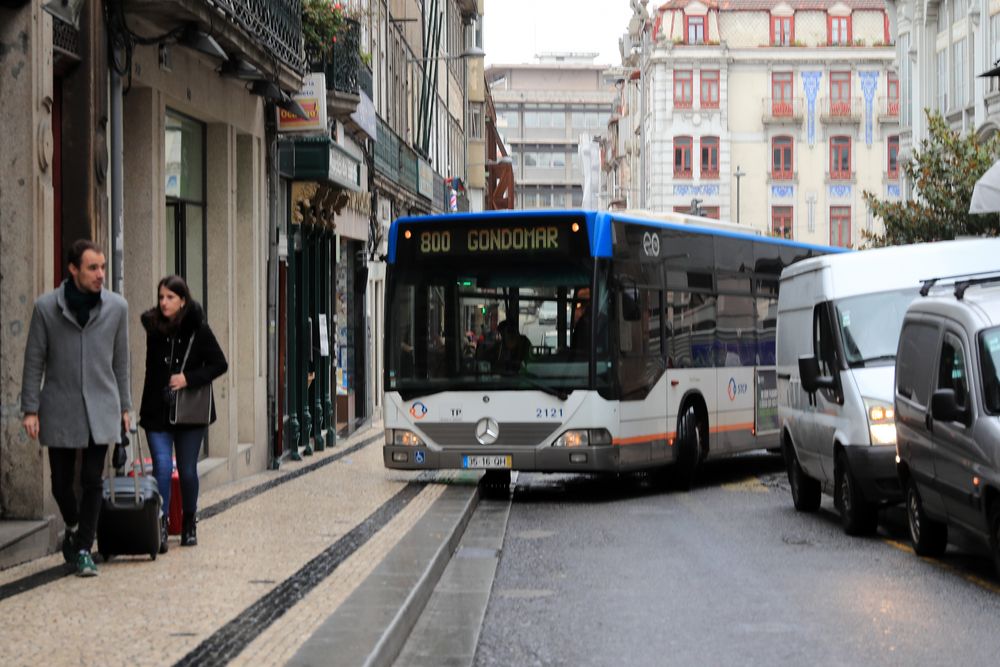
[383,209,843,488]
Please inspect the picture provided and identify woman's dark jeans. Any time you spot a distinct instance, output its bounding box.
[145,427,205,520]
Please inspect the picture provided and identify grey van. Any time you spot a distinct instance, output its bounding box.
[895,276,1000,576]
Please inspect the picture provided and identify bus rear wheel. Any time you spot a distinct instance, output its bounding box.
[672,407,704,491]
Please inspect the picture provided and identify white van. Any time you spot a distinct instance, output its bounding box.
[776,239,1000,535]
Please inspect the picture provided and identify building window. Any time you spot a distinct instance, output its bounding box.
[991,14,1000,94]
[937,49,948,111]
[888,135,899,179]
[469,103,483,140]
[165,110,207,309]
[830,71,851,116]
[686,15,705,44]
[674,136,693,178]
[887,73,899,116]
[701,137,719,178]
[772,136,793,179]
[701,70,720,108]
[772,72,793,116]
[772,206,793,239]
[771,16,793,46]
[954,39,967,108]
[830,206,851,247]
[674,70,694,108]
[830,135,851,179]
[828,15,851,46]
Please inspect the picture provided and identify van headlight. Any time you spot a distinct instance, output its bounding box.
[552,428,613,448]
[385,429,425,447]
[863,398,896,446]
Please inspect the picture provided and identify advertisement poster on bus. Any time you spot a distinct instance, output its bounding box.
[756,369,779,434]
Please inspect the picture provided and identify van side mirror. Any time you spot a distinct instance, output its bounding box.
[930,389,968,425]
[799,355,836,394]
[619,280,642,322]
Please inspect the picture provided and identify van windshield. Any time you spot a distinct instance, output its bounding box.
[980,327,1000,414]
[834,288,918,367]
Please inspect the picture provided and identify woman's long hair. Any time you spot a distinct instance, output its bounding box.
[149,275,192,334]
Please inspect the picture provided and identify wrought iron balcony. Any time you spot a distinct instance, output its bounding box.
[306,19,365,119]
[762,97,804,124]
[123,0,306,90]
[878,96,900,122]
[819,97,863,123]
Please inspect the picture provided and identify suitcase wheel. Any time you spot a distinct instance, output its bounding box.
[150,551,157,561]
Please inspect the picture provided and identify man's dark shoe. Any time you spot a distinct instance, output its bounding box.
[75,551,98,577]
[181,513,197,547]
[159,515,169,554]
[61,529,77,565]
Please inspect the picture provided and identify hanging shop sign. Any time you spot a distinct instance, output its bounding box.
[350,90,378,140]
[277,73,328,133]
[417,159,434,200]
[278,136,361,191]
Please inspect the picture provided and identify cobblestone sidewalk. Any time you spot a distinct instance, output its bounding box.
[0,423,454,667]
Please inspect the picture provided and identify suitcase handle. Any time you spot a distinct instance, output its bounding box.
[109,424,146,505]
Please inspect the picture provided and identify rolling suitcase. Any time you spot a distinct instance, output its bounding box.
[97,427,162,561]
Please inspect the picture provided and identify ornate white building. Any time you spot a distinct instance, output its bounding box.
[604,0,898,247]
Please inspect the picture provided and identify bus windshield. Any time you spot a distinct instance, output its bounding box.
[834,287,918,367]
[385,257,610,400]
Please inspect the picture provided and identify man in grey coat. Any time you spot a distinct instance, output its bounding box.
[20,239,131,577]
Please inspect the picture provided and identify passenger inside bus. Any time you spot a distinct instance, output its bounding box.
[571,287,607,356]
[492,319,532,374]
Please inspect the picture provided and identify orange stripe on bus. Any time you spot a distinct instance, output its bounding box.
[612,433,670,446]
[710,422,755,434]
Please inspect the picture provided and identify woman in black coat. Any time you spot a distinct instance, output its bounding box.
[140,275,227,551]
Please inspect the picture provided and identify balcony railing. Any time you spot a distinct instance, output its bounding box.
[878,96,900,121]
[819,97,862,123]
[375,118,400,181]
[306,19,362,96]
[127,0,306,83]
[762,97,804,123]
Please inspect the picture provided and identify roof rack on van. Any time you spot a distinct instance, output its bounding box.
[919,270,1000,297]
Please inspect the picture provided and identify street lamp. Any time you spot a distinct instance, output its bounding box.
[734,165,746,224]
[42,0,84,28]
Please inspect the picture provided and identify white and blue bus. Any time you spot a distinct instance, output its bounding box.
[383,209,842,487]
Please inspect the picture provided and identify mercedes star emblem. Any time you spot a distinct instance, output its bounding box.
[475,417,499,445]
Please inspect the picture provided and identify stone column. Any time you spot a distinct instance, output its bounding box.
[0,6,55,521]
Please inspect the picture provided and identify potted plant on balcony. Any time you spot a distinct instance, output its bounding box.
[303,0,347,66]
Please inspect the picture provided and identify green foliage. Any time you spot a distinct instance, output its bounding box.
[303,0,347,60]
[863,110,1000,247]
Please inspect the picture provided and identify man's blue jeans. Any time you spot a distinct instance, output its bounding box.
[144,428,205,519]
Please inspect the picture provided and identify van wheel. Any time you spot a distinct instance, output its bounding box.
[671,407,704,491]
[783,439,820,512]
[906,479,947,557]
[835,452,878,536]
[989,501,1000,579]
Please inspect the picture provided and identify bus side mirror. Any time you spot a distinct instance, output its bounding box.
[620,281,641,321]
[799,355,835,394]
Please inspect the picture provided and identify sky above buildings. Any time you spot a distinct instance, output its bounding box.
[484,0,636,66]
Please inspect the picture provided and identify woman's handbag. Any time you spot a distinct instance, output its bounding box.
[169,333,214,426]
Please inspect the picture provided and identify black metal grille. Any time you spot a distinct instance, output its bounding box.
[375,118,400,181]
[416,423,562,447]
[330,18,360,94]
[52,16,81,61]
[209,0,306,75]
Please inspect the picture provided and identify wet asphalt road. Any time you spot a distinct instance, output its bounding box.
[472,453,1000,666]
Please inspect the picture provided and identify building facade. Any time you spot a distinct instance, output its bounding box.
[606,0,897,247]
[888,0,1000,190]
[487,54,614,210]
[0,0,496,568]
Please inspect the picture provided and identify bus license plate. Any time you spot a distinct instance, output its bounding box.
[462,455,512,469]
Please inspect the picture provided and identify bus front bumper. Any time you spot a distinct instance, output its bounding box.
[383,444,669,473]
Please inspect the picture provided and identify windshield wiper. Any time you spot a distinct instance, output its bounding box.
[519,372,570,401]
[848,354,896,368]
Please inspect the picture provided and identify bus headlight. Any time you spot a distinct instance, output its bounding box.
[386,429,425,447]
[552,428,612,448]
[863,398,896,446]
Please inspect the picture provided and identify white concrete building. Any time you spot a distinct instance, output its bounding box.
[606,0,897,247]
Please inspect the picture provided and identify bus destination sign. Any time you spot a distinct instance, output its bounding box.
[401,222,577,260]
